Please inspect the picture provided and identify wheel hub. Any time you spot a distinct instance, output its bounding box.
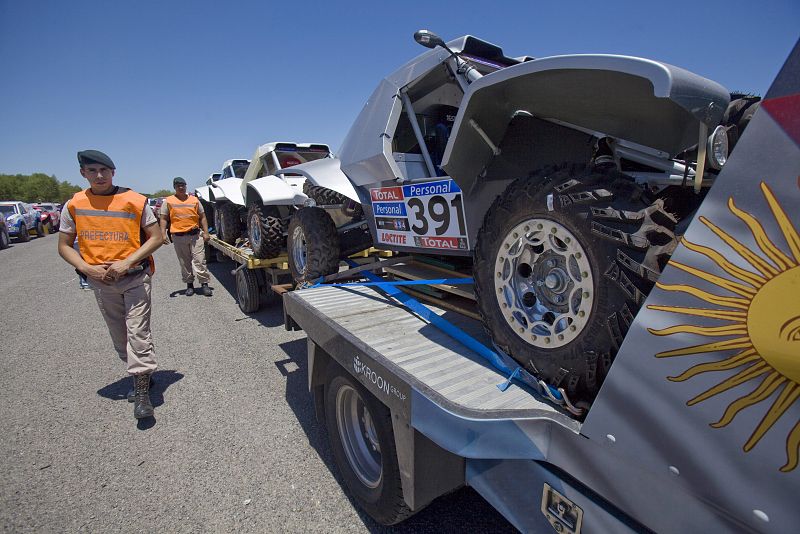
[336,386,382,488]
[494,219,594,348]
[250,212,261,244]
[290,226,307,274]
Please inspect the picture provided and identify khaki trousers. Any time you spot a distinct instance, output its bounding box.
[89,271,158,375]
[172,232,209,284]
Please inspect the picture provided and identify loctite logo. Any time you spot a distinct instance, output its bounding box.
[379,231,406,245]
[370,187,403,202]
[416,236,466,249]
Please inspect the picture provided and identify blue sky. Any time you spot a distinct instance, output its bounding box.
[1,0,797,195]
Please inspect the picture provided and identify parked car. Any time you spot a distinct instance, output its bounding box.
[33,202,60,233]
[0,201,44,242]
[0,216,9,249]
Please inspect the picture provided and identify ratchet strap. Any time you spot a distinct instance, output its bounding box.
[320,260,569,405]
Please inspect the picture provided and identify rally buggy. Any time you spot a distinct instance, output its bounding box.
[284,30,760,407]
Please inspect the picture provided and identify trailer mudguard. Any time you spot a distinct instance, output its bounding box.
[244,175,308,206]
[194,185,212,203]
[441,54,730,188]
[208,177,244,206]
[274,157,360,203]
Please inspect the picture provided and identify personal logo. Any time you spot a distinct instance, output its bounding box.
[647,182,800,472]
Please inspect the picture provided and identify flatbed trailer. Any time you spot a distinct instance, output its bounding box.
[205,234,292,312]
[280,45,800,532]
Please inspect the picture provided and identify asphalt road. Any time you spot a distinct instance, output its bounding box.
[0,233,517,533]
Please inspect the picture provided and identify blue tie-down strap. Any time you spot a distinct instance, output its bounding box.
[324,260,566,403]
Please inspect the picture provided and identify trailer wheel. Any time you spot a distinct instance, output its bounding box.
[287,207,340,284]
[474,165,678,405]
[325,367,412,525]
[215,249,227,263]
[217,202,242,244]
[247,204,283,259]
[236,268,261,313]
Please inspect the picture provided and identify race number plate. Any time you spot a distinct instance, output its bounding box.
[370,179,469,251]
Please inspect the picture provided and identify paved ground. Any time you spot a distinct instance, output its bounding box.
[0,233,517,533]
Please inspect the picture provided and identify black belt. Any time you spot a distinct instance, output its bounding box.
[172,227,200,236]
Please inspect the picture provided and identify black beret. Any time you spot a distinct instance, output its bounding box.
[173,176,187,185]
[77,150,115,169]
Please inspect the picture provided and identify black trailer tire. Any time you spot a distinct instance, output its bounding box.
[247,204,283,259]
[287,207,340,284]
[17,224,29,242]
[217,203,242,244]
[215,249,227,263]
[324,366,412,525]
[474,165,678,405]
[0,226,9,249]
[236,268,261,313]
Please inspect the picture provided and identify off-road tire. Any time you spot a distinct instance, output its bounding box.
[324,365,413,525]
[724,94,761,150]
[217,203,242,244]
[35,221,45,237]
[303,182,347,206]
[287,207,340,284]
[17,224,29,242]
[0,227,9,249]
[247,204,283,259]
[474,165,678,405]
[236,268,261,313]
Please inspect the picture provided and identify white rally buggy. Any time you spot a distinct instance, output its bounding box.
[283,30,760,407]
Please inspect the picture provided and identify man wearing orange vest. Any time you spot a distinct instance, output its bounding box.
[58,150,163,420]
[159,177,211,296]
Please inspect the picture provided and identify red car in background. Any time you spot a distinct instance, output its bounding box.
[32,203,60,233]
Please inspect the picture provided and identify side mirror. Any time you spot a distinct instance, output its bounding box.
[414,30,445,49]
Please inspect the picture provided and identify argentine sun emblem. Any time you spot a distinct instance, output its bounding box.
[648,182,799,473]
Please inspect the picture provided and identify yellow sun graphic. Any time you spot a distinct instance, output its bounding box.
[647,182,800,473]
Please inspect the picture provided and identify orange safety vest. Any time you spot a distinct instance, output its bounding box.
[164,195,200,233]
[69,188,155,272]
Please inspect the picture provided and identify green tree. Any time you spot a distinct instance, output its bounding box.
[0,173,83,202]
[151,189,174,198]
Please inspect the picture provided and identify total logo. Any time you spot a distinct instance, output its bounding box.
[370,187,403,202]
[416,236,467,250]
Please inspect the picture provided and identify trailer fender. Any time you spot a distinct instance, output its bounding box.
[442,54,731,190]
[208,177,244,206]
[243,175,308,207]
[274,158,360,203]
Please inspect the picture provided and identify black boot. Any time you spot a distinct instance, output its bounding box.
[200,283,212,296]
[127,374,153,402]
[133,373,154,419]
[186,283,195,296]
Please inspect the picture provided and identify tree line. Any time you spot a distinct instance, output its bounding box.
[0,173,83,203]
[0,173,177,203]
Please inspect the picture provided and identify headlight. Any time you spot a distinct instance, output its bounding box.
[706,125,729,170]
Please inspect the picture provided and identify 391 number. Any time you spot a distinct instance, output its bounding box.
[407,194,466,236]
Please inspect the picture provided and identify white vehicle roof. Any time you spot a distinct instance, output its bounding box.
[243,142,332,182]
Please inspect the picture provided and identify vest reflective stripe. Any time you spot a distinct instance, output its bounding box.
[165,195,200,233]
[73,209,137,219]
[69,189,154,273]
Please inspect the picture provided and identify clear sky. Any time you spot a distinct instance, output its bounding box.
[1,0,797,195]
